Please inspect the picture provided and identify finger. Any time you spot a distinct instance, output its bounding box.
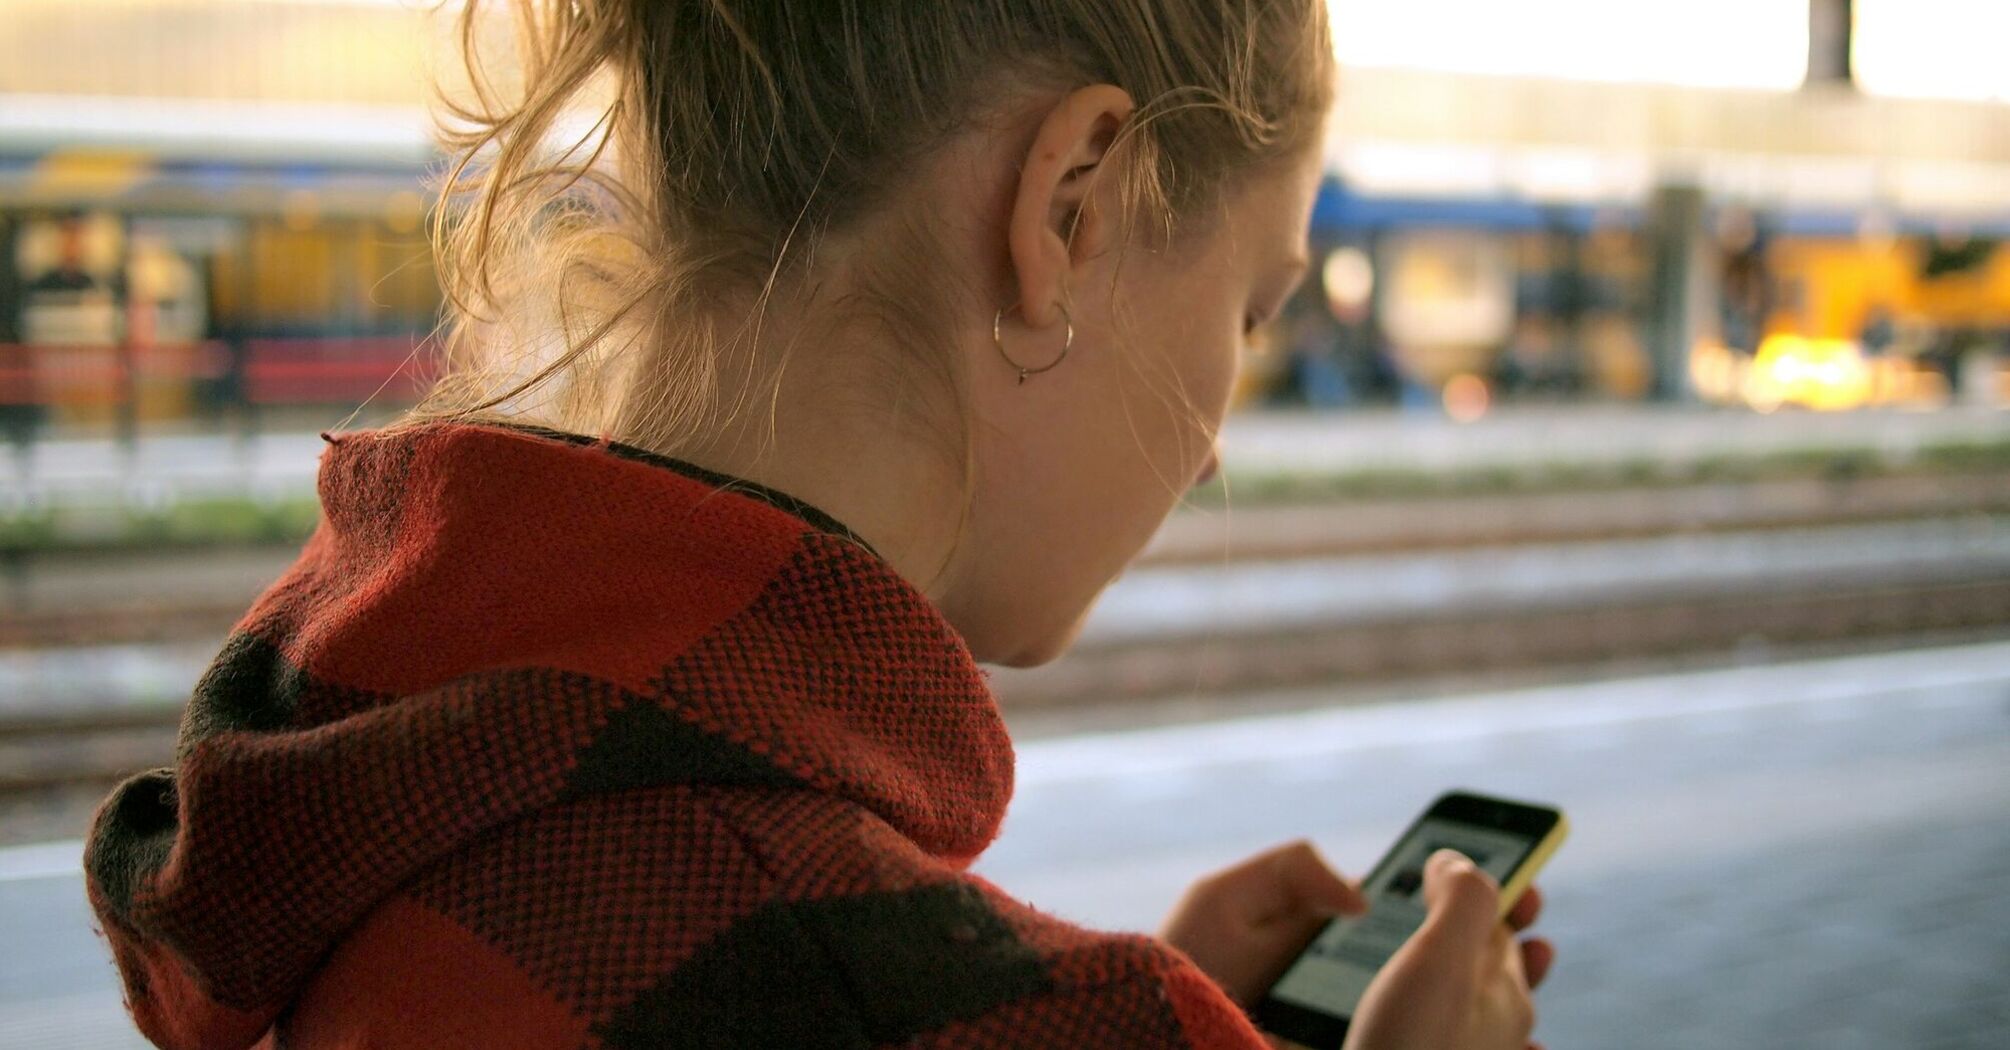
[1264,840,1369,919]
[1505,884,1543,931]
[1494,917,1526,987]
[1521,936,1556,989]
[1201,840,1365,927]
[1418,849,1499,958]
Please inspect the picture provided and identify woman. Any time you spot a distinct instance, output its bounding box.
[85,2,1552,1047]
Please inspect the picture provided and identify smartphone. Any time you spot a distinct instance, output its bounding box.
[1251,790,1569,1050]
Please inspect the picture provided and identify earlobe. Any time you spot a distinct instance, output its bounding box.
[1006,85,1135,330]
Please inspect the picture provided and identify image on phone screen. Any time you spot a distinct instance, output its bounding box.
[1266,818,1540,1025]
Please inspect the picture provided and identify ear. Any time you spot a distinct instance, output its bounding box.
[1007,84,1136,330]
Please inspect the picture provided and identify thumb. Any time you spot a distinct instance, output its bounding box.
[1416,849,1500,959]
[1265,840,1369,920]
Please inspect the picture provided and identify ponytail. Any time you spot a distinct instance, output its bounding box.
[408,0,1332,458]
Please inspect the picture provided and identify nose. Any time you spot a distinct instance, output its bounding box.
[1195,452,1220,486]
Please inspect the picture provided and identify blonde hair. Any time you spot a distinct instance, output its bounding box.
[410,0,1333,462]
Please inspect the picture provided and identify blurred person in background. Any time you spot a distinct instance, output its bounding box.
[27,217,99,296]
[21,213,120,345]
[82,2,1551,1048]
[1283,308,1356,408]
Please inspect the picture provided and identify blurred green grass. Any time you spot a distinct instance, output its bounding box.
[5,435,2009,555]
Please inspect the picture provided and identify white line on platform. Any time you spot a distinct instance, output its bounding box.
[0,839,84,884]
[1013,639,2010,787]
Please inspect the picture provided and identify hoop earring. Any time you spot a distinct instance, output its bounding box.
[993,301,1073,385]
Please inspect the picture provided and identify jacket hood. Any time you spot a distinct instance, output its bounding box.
[84,420,1014,1050]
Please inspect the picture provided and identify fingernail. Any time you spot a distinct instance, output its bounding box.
[1431,848,1473,873]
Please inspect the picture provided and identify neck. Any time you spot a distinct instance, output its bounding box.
[662,302,978,619]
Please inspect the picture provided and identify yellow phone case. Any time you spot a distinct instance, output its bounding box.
[1495,810,1569,919]
[1272,803,1569,1050]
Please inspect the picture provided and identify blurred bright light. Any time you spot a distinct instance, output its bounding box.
[1326,0,1809,89]
[1689,341,1743,405]
[1745,335,1873,412]
[1442,373,1491,422]
[1322,247,1375,315]
[1855,0,2010,102]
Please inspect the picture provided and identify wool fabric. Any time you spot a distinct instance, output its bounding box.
[84,420,1269,1049]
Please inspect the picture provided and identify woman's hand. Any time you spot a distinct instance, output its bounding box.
[1343,849,1556,1050]
[1160,840,1368,1005]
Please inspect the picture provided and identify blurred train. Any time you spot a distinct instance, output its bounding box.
[0,104,443,437]
[1257,188,2010,416]
[6,116,2010,436]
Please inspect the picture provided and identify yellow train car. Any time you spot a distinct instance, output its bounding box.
[1736,234,2010,410]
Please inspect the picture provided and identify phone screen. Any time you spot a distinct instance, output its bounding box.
[1266,816,1541,1022]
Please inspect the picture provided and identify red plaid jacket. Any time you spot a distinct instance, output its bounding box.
[85,420,1269,1049]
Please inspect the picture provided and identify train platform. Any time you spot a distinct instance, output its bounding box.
[983,639,2010,1050]
[4,640,2007,1049]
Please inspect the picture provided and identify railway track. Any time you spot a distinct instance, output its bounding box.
[0,707,178,793]
[6,475,2010,844]
[7,469,2010,649]
[990,575,2010,710]
[1144,469,2010,563]
[8,572,2009,828]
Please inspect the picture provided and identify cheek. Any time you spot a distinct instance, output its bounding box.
[1102,284,1246,500]
[1144,305,1242,452]
[1193,327,1244,422]
[954,290,1240,665]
